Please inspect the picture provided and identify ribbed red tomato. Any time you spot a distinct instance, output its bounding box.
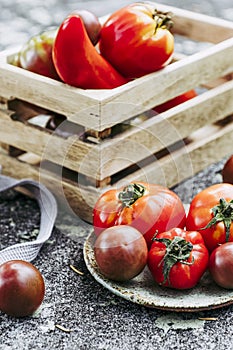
[186,183,233,252]
[93,182,186,249]
[147,228,209,289]
[99,2,174,79]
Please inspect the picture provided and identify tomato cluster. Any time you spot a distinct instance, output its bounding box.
[13,2,174,89]
[11,1,197,106]
[93,181,233,290]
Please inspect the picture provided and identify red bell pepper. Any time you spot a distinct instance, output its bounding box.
[52,15,127,89]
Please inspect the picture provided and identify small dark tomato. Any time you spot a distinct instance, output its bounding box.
[222,155,233,184]
[94,225,148,282]
[209,242,233,289]
[0,260,45,317]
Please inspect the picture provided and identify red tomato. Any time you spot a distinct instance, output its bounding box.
[93,182,186,249]
[153,90,197,113]
[209,242,233,289]
[0,260,45,317]
[186,183,233,252]
[94,225,148,281]
[18,29,60,79]
[99,2,174,79]
[147,228,209,289]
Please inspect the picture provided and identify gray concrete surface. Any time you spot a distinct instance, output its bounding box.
[1,0,233,349]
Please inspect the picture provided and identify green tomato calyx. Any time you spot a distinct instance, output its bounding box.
[153,235,194,285]
[152,10,173,30]
[118,183,146,207]
[203,198,233,242]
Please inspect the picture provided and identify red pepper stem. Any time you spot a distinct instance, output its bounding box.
[118,183,146,207]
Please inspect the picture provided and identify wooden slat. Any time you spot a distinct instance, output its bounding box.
[0,32,233,131]
[0,148,101,223]
[1,76,233,181]
[158,4,233,43]
[0,109,100,178]
[98,37,233,130]
[97,80,233,179]
[0,59,104,130]
[119,121,233,188]
[1,118,233,223]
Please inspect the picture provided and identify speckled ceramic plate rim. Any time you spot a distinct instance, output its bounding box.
[83,230,233,312]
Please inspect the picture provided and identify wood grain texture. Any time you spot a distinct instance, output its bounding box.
[119,121,233,188]
[1,117,232,223]
[158,4,233,43]
[0,148,101,223]
[0,109,100,177]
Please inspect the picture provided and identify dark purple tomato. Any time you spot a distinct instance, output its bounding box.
[222,155,233,184]
[209,242,233,289]
[0,260,45,317]
[94,225,148,282]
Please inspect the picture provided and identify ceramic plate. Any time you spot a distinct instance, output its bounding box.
[83,231,233,312]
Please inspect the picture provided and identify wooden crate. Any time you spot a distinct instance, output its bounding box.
[0,3,233,222]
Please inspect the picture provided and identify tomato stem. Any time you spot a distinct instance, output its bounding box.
[118,183,146,207]
[203,198,233,242]
[153,236,194,285]
[152,10,173,31]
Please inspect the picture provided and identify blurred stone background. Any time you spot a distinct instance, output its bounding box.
[1,0,233,51]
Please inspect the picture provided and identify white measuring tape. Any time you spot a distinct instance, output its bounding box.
[0,173,57,265]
